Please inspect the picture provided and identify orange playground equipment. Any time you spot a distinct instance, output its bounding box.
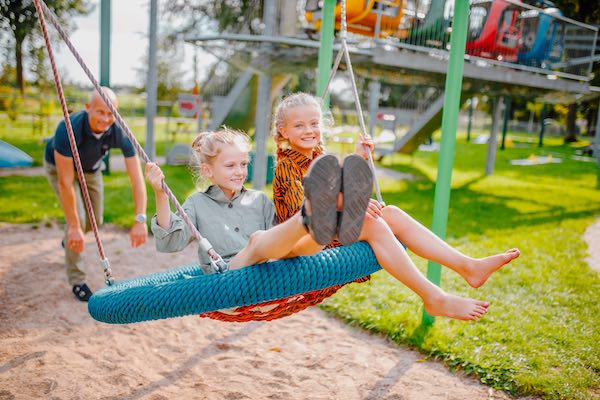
[305,0,403,38]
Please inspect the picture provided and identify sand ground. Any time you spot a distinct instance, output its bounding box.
[0,220,553,400]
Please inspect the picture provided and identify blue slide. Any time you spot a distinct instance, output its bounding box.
[0,140,33,168]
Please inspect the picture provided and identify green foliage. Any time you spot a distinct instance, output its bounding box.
[0,0,92,92]
[135,32,188,100]
[0,65,17,87]
[162,0,262,36]
[2,89,22,120]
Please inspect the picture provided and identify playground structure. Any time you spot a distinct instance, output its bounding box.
[305,0,594,78]
[187,0,598,169]
[305,0,404,38]
[518,1,565,68]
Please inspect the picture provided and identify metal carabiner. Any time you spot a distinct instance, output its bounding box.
[199,238,229,274]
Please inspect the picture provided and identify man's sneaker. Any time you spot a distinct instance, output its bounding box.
[72,283,93,302]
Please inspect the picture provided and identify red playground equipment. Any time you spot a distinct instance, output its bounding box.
[466,0,523,62]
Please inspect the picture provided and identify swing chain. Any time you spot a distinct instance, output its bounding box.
[199,238,229,273]
[340,0,348,39]
[101,258,114,286]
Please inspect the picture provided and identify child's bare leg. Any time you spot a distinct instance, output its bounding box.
[359,216,489,321]
[380,206,520,288]
[229,213,322,269]
[229,213,306,269]
[286,235,325,258]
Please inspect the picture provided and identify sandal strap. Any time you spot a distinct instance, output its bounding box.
[300,202,311,234]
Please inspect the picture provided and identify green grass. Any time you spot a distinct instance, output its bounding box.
[1,121,599,399]
[321,132,600,399]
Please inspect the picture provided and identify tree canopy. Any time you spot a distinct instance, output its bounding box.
[0,0,91,93]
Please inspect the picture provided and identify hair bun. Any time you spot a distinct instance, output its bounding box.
[191,131,211,151]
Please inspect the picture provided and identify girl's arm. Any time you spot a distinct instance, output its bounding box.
[145,162,196,253]
[145,162,171,229]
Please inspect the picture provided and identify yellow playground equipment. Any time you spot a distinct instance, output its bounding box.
[305,0,403,38]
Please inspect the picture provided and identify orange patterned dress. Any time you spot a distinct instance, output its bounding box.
[273,147,369,282]
[273,147,344,248]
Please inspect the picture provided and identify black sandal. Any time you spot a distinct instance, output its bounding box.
[338,154,373,245]
[302,154,341,245]
[72,283,93,302]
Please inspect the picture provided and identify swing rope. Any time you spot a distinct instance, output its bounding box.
[319,0,384,204]
[33,0,113,284]
[33,0,228,279]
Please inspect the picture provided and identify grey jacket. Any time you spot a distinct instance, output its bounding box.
[151,185,276,273]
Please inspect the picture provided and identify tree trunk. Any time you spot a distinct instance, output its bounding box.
[564,103,578,143]
[15,38,24,94]
[585,106,595,136]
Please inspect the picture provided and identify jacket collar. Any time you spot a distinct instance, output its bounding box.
[203,184,246,202]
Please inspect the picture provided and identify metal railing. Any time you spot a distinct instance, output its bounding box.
[398,0,598,80]
[305,0,598,82]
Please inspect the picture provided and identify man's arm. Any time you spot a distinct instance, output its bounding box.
[124,155,148,247]
[55,151,85,252]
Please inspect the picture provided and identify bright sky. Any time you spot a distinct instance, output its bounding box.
[55,0,211,87]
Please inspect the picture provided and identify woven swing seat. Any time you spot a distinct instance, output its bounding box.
[88,242,381,324]
[201,275,370,322]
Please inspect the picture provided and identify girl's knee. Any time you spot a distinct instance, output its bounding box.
[360,214,390,238]
[381,205,406,219]
[381,205,411,229]
[240,230,269,264]
[246,230,265,249]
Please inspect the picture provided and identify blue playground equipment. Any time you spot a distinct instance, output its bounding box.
[518,3,565,68]
[0,140,33,168]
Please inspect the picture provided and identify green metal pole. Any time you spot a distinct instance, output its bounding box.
[422,0,469,326]
[595,98,600,189]
[466,97,474,142]
[316,0,336,108]
[100,0,111,175]
[501,97,511,151]
[99,0,111,87]
[538,103,547,148]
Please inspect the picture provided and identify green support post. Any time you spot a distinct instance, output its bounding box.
[100,0,111,87]
[501,97,511,150]
[100,0,111,175]
[466,97,474,142]
[422,0,469,325]
[316,0,336,108]
[539,103,547,148]
[595,98,600,188]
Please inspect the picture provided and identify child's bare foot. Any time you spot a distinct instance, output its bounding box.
[464,248,521,288]
[424,293,489,321]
